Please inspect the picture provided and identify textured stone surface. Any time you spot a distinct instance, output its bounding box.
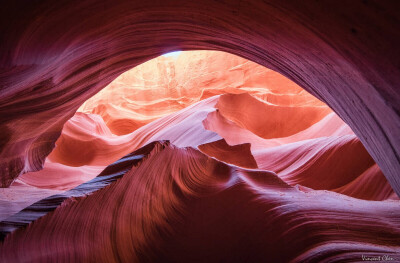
[1,43,399,260]
[1,141,399,262]
[0,1,399,196]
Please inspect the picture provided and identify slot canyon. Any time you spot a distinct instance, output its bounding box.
[0,1,399,262]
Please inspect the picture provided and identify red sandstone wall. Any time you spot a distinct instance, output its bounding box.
[0,1,399,195]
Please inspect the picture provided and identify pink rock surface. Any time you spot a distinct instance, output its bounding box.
[0,1,399,195]
[1,6,400,258]
[1,142,399,262]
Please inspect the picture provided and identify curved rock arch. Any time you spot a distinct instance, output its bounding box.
[1,0,399,195]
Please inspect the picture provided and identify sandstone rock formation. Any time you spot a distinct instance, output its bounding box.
[1,50,399,261]
[1,141,399,262]
[0,1,399,195]
[1,1,400,260]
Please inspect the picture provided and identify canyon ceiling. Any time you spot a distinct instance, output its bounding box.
[0,0,399,262]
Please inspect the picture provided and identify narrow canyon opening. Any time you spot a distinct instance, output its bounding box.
[2,50,397,225]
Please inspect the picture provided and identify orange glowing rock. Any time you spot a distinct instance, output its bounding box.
[78,51,328,135]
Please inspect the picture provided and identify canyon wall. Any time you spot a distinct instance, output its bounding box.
[0,1,399,195]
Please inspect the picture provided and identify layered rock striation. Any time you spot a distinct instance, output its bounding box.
[0,0,399,195]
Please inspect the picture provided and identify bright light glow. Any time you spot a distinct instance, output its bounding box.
[162,51,182,59]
